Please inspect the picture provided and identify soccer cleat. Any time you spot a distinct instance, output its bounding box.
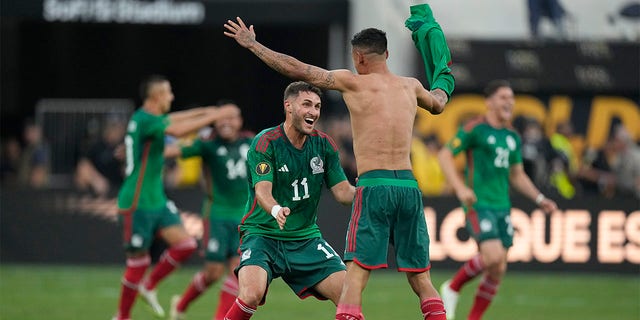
[138,284,166,318]
[170,294,186,320]
[440,280,459,320]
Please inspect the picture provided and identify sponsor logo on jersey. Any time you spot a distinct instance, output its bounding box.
[278,164,290,172]
[241,249,252,261]
[255,162,271,175]
[310,156,324,174]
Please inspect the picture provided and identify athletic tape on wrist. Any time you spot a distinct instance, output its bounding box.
[271,205,282,219]
[535,194,546,205]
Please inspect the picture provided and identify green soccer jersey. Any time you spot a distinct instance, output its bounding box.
[446,116,523,210]
[180,134,253,220]
[240,124,347,241]
[118,109,170,211]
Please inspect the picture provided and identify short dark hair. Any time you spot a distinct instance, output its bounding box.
[283,81,322,101]
[139,74,168,101]
[351,28,387,55]
[483,79,511,98]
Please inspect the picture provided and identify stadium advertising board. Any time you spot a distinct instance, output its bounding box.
[1,189,637,273]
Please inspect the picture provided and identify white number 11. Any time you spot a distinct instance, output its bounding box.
[291,178,310,201]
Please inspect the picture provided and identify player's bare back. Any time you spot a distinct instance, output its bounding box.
[339,72,422,175]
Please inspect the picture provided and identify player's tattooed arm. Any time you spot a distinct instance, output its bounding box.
[224,17,336,89]
[252,45,336,88]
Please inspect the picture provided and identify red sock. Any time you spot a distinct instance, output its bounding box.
[421,298,446,320]
[336,304,364,320]
[176,271,212,312]
[214,275,239,320]
[117,255,151,319]
[144,238,197,290]
[449,254,484,292]
[468,276,500,320]
[223,298,256,320]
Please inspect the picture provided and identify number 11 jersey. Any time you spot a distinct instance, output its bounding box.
[240,124,348,241]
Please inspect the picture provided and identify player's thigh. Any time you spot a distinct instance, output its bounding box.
[282,238,346,300]
[237,265,269,303]
[160,224,191,246]
[312,270,345,304]
[158,201,191,246]
[478,239,507,267]
[344,186,391,267]
[203,261,227,281]
[394,187,430,270]
[236,236,277,283]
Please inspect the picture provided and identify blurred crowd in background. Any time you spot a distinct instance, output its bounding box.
[1,0,639,201]
[2,109,638,201]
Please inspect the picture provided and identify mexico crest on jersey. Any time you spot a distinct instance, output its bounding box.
[310,156,324,174]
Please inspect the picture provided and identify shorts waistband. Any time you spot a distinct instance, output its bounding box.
[356,170,418,188]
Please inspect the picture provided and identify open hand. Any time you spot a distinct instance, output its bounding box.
[539,198,558,213]
[456,185,477,207]
[223,17,256,49]
[274,206,291,230]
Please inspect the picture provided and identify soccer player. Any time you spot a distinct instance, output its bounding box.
[223,4,453,319]
[113,75,240,320]
[437,80,558,320]
[165,101,254,320]
[222,81,355,320]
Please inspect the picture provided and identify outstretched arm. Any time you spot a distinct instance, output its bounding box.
[330,180,356,206]
[255,181,290,230]
[168,107,210,123]
[166,105,239,138]
[224,17,351,91]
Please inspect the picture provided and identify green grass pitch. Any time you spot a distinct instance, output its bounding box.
[0,264,637,319]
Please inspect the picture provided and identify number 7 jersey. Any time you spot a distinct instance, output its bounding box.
[240,124,348,241]
[446,116,522,210]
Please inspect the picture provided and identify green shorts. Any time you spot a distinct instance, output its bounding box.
[203,217,240,262]
[237,235,345,300]
[466,207,513,248]
[344,170,431,272]
[119,200,182,252]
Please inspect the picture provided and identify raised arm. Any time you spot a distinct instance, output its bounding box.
[415,78,446,114]
[168,107,210,123]
[166,105,238,138]
[224,17,353,91]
